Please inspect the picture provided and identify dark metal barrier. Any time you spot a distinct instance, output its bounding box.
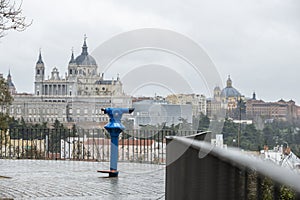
[0,128,198,164]
[166,136,300,200]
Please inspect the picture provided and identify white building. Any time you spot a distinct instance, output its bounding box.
[7,37,132,128]
[211,134,227,148]
[132,99,193,127]
[166,94,207,116]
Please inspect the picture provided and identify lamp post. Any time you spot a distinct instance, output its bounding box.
[237,96,244,148]
[233,138,237,147]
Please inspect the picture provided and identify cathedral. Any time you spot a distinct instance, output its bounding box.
[34,37,122,97]
[207,76,245,119]
[8,37,132,128]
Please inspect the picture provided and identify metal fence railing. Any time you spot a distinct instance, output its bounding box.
[0,128,197,164]
[166,136,300,200]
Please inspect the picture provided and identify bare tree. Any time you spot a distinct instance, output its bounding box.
[0,0,31,38]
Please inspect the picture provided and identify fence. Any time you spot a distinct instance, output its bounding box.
[166,136,300,200]
[0,128,197,164]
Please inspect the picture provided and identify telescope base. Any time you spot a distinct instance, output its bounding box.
[97,170,119,177]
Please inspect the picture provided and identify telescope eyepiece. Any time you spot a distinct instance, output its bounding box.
[101,108,107,114]
[129,108,135,114]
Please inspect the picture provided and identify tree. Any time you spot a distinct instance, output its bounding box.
[0,76,13,107]
[177,117,192,131]
[0,0,31,38]
[262,125,275,146]
[196,113,210,131]
[0,76,13,129]
[49,119,68,153]
[222,118,238,146]
[240,123,263,151]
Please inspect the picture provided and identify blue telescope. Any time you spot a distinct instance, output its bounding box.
[98,107,134,177]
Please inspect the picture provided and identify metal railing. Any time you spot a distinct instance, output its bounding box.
[165,136,300,200]
[0,128,197,164]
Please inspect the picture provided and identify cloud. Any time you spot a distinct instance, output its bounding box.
[0,0,299,102]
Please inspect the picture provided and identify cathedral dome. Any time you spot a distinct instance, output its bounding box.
[75,37,97,66]
[75,54,97,66]
[221,87,241,98]
[221,76,241,98]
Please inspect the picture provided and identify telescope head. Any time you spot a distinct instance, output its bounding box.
[101,107,134,123]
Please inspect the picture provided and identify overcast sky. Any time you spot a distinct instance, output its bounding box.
[0,0,299,103]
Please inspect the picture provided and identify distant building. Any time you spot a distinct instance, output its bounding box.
[211,134,227,149]
[6,37,132,128]
[165,93,206,116]
[220,76,242,110]
[207,76,245,119]
[246,93,299,121]
[132,99,193,127]
[232,119,253,125]
[261,145,300,170]
[206,86,223,118]
[0,71,17,95]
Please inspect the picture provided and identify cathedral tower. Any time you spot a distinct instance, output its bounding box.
[35,51,45,95]
[35,51,45,81]
[7,70,16,95]
[68,50,77,81]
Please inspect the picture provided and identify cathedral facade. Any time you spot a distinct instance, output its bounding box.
[9,38,132,128]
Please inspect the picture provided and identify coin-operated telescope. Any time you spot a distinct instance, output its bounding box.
[98,107,134,177]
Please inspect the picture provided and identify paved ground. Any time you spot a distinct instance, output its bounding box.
[0,159,165,199]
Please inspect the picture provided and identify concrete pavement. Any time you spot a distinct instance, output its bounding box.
[0,159,165,199]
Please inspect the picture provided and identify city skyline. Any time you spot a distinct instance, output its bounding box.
[0,0,299,103]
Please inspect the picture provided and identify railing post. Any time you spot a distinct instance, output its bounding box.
[234,167,242,199]
[273,183,280,200]
[243,170,249,200]
[26,128,29,159]
[256,175,262,200]
[18,128,20,158]
[4,129,7,158]
[92,129,95,160]
[295,191,300,200]
[150,130,153,162]
[39,128,43,159]
[81,129,84,159]
[132,129,135,161]
[0,129,2,158]
[68,128,71,160]
[120,130,123,161]
[216,159,229,199]
[46,129,49,159]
